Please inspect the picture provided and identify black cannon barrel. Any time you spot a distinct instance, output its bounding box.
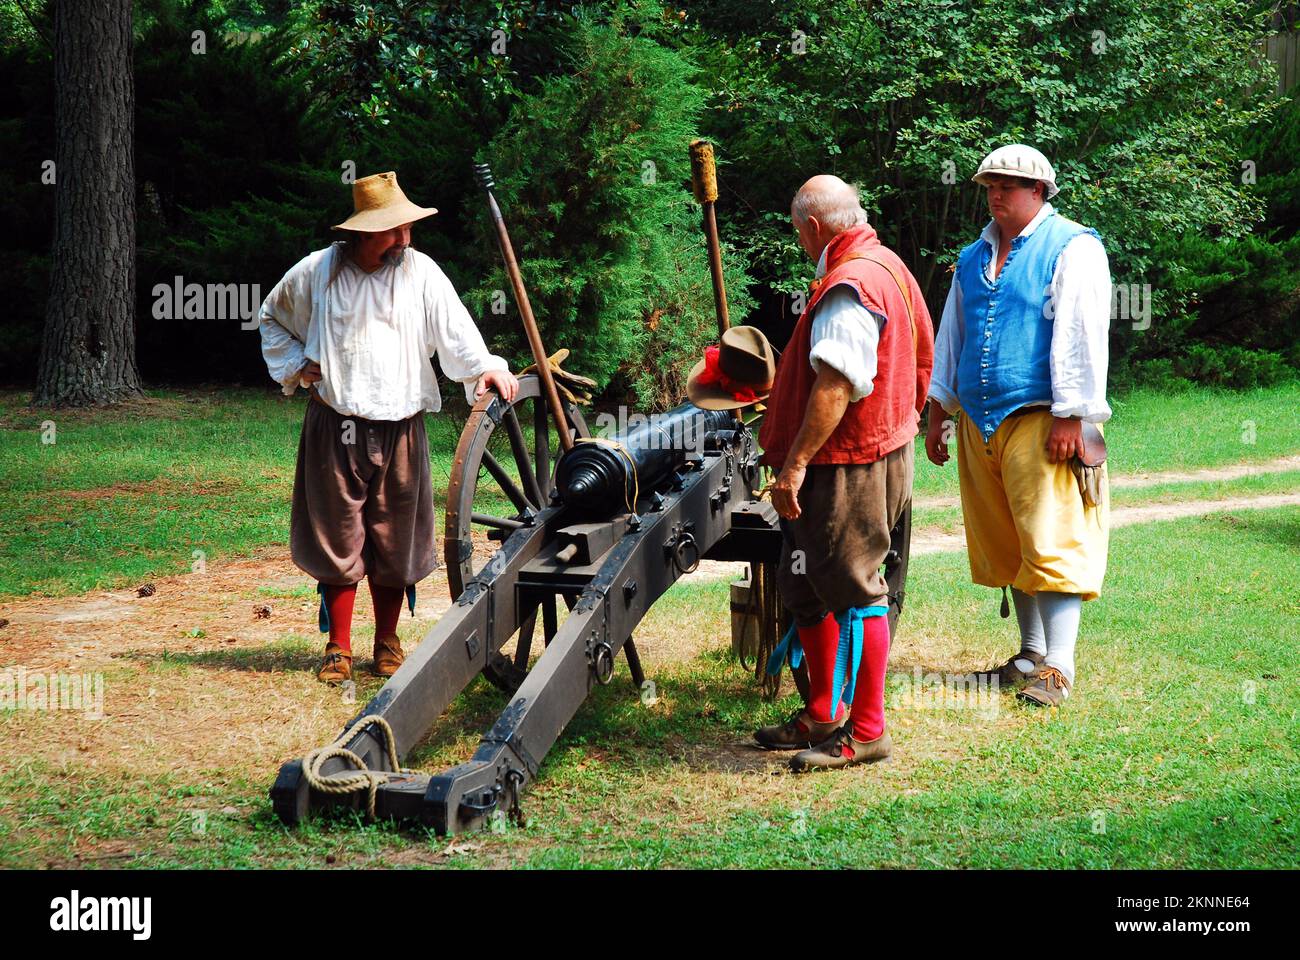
[556,402,735,515]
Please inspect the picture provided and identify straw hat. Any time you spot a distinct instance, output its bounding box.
[332,171,438,232]
[686,325,777,411]
[972,144,1059,199]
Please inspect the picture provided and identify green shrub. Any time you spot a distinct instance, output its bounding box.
[1172,343,1294,389]
[467,14,753,408]
[1144,91,1300,382]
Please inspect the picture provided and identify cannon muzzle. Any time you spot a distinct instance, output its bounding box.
[555,402,735,515]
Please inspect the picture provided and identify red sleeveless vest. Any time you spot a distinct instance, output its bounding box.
[759,224,935,468]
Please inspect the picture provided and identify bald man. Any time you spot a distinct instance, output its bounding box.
[756,175,935,770]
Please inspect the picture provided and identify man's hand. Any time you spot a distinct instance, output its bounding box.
[1046,416,1084,463]
[771,462,807,520]
[476,369,519,403]
[300,361,322,385]
[925,404,953,466]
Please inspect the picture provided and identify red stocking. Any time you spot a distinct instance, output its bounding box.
[324,584,358,654]
[369,580,405,639]
[849,613,890,742]
[801,612,847,724]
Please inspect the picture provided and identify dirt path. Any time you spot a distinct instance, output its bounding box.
[5,486,1294,671]
[910,490,1300,555]
[2,462,1296,667]
[914,454,1300,510]
[0,548,459,671]
[0,547,469,795]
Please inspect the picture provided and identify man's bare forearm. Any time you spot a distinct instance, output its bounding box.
[783,366,853,469]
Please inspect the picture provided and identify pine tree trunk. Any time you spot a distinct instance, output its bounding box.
[34,0,142,407]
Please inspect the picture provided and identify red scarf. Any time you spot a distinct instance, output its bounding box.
[696,346,761,403]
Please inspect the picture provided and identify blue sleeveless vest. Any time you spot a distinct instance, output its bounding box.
[955,211,1098,440]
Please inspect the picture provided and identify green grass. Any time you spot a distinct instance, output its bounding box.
[910,381,1300,500]
[0,381,1296,867]
[1,382,1297,600]
[0,387,479,599]
[488,509,1300,868]
[1,507,1295,868]
[470,507,1300,868]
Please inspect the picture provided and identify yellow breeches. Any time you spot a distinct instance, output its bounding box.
[956,409,1109,601]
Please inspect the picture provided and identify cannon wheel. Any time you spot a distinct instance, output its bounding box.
[444,373,590,691]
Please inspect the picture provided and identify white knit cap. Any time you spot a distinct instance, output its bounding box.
[972,144,1059,199]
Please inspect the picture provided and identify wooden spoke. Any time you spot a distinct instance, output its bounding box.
[534,397,552,503]
[480,450,530,514]
[502,403,544,508]
[471,512,523,530]
[443,373,590,693]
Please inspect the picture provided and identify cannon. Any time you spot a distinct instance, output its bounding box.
[269,153,914,835]
[269,387,912,833]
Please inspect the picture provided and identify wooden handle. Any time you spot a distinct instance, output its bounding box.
[690,140,728,335]
[477,163,574,453]
[690,139,718,203]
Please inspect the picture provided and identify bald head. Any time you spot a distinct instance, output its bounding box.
[790,175,869,262]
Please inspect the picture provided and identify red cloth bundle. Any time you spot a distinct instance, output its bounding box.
[694,346,761,403]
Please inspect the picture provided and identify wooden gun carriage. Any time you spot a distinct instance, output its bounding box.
[270,154,912,836]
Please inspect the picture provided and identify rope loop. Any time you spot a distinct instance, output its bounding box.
[300,715,414,820]
[574,436,640,514]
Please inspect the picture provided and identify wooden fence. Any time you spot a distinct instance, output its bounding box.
[1262,32,1300,92]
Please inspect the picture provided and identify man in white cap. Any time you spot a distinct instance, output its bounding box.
[924,144,1112,707]
[258,171,518,684]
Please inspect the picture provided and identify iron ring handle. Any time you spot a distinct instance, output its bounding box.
[671,532,700,574]
[592,640,615,685]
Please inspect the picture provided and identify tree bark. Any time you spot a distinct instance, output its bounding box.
[34,0,141,407]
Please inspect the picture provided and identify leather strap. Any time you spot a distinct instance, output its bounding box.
[1079,421,1107,467]
[308,384,332,410]
[817,251,918,354]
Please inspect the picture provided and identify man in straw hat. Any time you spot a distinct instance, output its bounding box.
[754,175,934,771]
[258,171,518,684]
[925,144,1112,708]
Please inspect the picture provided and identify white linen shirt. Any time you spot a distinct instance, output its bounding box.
[807,245,887,403]
[258,244,508,421]
[928,203,1112,422]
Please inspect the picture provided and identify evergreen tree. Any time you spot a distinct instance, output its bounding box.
[469,15,753,407]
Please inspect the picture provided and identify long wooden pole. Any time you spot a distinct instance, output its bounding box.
[475,163,573,453]
[689,140,730,338]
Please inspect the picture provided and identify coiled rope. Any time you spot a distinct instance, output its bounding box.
[300,715,414,820]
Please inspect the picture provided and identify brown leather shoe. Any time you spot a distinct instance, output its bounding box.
[1017,665,1071,707]
[790,727,892,772]
[372,634,405,677]
[976,650,1045,689]
[754,708,846,751]
[317,643,352,685]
